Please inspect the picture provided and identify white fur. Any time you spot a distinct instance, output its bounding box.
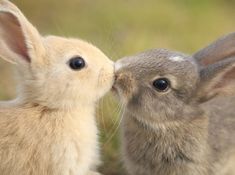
[169,55,185,62]
[0,1,114,175]
[115,61,123,71]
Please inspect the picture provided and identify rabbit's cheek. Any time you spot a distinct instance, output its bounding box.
[96,67,114,98]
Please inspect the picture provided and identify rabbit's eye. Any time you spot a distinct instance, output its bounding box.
[153,78,170,92]
[69,57,86,70]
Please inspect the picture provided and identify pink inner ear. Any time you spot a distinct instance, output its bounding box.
[200,59,211,66]
[200,54,235,66]
[0,12,30,62]
[213,68,235,89]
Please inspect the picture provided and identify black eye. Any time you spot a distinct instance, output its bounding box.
[69,57,86,70]
[153,78,170,92]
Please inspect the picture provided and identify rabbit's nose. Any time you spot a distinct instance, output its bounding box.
[114,59,133,84]
[115,74,118,81]
[114,72,122,83]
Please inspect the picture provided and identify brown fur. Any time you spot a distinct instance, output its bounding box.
[114,33,235,175]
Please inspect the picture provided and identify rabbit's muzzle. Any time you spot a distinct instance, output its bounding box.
[113,68,136,103]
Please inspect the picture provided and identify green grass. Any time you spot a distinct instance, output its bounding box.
[1,0,235,174]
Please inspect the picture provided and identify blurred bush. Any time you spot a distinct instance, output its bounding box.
[0,0,235,174]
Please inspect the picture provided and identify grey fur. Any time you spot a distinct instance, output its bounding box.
[194,32,235,66]
[114,34,235,175]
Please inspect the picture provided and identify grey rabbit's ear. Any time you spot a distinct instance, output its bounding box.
[0,0,44,65]
[193,33,235,66]
[196,56,235,102]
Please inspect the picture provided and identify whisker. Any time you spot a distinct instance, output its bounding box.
[100,97,107,132]
[103,102,124,146]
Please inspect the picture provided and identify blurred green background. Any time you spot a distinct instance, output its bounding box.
[0,0,235,174]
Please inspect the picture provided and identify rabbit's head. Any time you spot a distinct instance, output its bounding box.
[0,0,114,109]
[114,33,235,127]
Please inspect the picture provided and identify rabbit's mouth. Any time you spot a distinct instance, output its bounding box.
[111,74,119,92]
[113,61,134,101]
[111,85,117,93]
[112,73,136,106]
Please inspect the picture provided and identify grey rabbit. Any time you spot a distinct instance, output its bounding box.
[113,33,235,175]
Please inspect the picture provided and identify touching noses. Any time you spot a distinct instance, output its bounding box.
[114,60,134,89]
[114,60,122,81]
[114,60,124,72]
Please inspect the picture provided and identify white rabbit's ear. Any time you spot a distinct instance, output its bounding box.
[197,57,235,102]
[0,0,44,64]
[193,33,235,66]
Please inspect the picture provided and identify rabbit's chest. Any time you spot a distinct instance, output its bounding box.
[0,111,99,175]
[49,137,98,175]
[123,132,208,175]
[124,131,188,166]
[33,117,98,175]
[122,119,203,175]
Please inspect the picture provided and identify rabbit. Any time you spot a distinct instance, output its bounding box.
[113,32,235,175]
[0,0,114,175]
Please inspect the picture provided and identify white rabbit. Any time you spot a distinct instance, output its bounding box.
[0,0,114,175]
